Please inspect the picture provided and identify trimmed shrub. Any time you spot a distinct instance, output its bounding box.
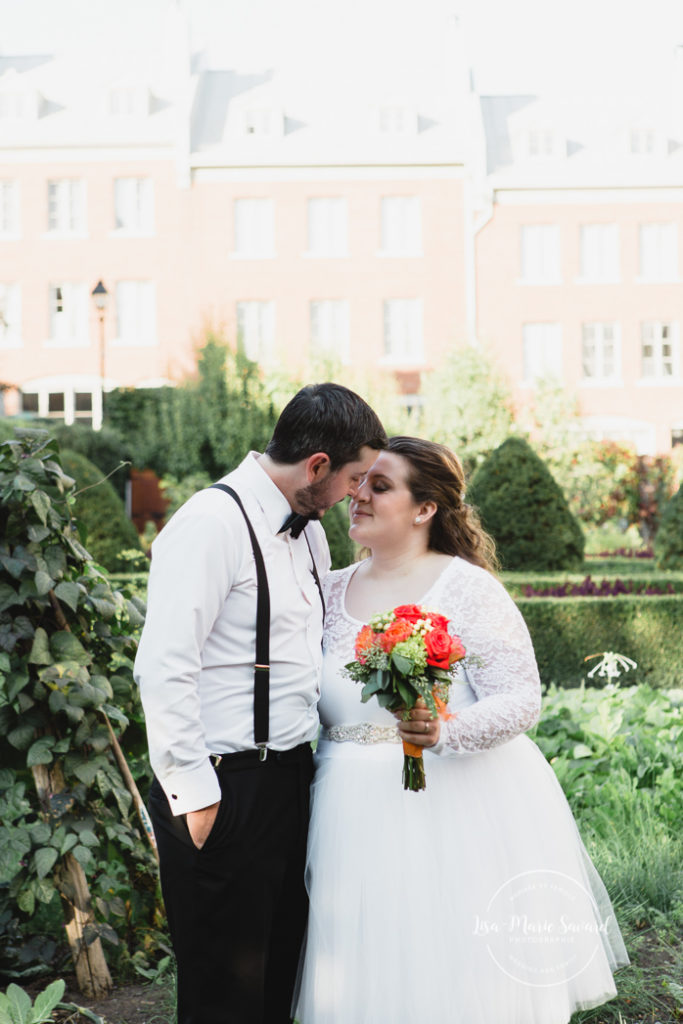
[468,437,584,571]
[60,449,141,570]
[516,595,682,689]
[654,483,683,570]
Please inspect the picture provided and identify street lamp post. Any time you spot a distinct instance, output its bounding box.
[91,281,109,428]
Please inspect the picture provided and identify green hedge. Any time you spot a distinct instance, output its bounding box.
[516,595,682,689]
[583,556,657,575]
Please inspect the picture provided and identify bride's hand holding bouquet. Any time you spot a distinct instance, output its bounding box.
[344,603,466,791]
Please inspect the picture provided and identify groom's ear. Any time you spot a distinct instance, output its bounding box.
[305,452,331,482]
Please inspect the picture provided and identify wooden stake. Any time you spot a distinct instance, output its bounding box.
[32,763,112,999]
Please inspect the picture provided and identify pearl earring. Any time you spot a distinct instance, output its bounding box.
[414,517,421,524]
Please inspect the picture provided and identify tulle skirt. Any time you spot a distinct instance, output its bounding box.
[294,734,629,1024]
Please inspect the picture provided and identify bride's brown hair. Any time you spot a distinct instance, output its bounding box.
[387,436,498,574]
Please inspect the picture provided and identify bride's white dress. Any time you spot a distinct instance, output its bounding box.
[294,557,629,1024]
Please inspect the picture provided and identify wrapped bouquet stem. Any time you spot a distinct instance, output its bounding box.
[344,604,466,792]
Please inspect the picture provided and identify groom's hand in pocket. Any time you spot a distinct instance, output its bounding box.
[186,801,220,849]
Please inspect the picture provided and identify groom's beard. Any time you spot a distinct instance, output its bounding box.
[293,477,334,520]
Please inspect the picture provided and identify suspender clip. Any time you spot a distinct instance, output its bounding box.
[257,744,268,762]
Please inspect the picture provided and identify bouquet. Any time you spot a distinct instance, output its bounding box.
[344,604,466,791]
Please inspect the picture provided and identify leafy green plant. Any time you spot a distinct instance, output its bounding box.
[105,335,277,479]
[0,980,65,1024]
[654,482,683,570]
[468,437,585,570]
[59,450,141,571]
[159,472,212,520]
[418,347,515,477]
[536,682,683,1024]
[0,428,159,992]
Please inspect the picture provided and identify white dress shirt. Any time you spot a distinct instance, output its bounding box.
[134,453,331,815]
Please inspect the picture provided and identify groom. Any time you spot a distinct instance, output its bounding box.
[135,383,386,1024]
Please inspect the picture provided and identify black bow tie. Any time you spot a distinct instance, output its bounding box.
[279,511,310,539]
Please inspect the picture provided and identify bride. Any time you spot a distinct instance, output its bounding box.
[294,436,628,1024]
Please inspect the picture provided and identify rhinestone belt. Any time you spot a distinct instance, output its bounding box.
[326,723,401,745]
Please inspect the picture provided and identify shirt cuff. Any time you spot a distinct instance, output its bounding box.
[157,760,222,816]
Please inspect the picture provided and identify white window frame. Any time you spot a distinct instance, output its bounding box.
[310,300,350,364]
[579,224,620,283]
[47,179,87,236]
[0,88,40,120]
[243,108,283,136]
[526,129,560,158]
[113,281,157,348]
[628,128,663,157]
[379,197,422,257]
[236,301,275,363]
[113,177,154,234]
[306,198,348,258]
[46,283,89,348]
[580,322,621,385]
[522,323,563,384]
[19,375,106,430]
[519,225,561,284]
[0,283,21,349]
[640,321,680,382]
[233,199,275,258]
[638,223,678,282]
[382,299,423,364]
[108,86,150,117]
[0,179,20,237]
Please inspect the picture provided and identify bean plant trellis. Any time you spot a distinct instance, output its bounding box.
[0,429,153,998]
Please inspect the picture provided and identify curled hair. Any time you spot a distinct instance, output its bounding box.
[387,436,498,574]
[266,383,387,471]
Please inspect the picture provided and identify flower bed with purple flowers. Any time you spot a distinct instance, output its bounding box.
[521,575,676,598]
[503,568,683,599]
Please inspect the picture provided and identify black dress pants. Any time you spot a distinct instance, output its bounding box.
[149,745,314,1024]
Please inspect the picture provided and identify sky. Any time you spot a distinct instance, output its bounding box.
[0,0,682,99]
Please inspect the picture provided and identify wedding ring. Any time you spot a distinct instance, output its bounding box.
[424,721,429,734]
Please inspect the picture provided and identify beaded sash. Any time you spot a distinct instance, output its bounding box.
[326,723,401,745]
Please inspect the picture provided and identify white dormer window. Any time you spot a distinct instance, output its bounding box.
[0,89,40,120]
[629,128,657,155]
[378,106,417,135]
[527,129,556,157]
[108,86,150,117]
[243,108,283,136]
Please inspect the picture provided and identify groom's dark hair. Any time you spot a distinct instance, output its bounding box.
[266,383,387,471]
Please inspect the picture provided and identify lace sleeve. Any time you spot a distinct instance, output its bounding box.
[438,562,542,754]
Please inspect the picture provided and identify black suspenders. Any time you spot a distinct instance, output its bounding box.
[210,483,324,760]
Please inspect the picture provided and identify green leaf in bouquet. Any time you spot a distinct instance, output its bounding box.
[360,671,385,702]
[391,652,413,676]
[430,667,453,683]
[396,678,416,707]
[375,691,400,710]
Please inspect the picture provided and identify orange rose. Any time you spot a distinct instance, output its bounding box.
[379,619,414,653]
[448,635,466,665]
[354,625,377,664]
